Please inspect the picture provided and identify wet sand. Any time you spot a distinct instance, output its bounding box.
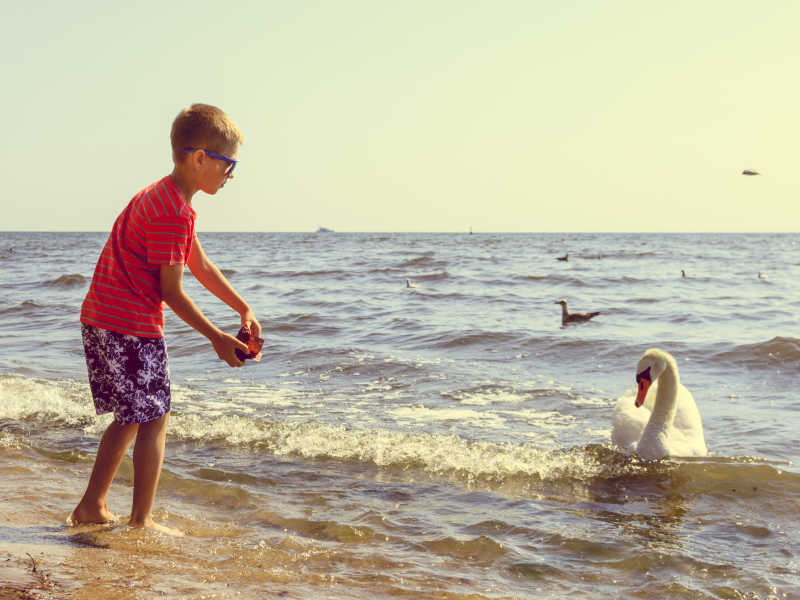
[1,442,512,600]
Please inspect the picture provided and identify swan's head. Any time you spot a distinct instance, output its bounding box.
[554,299,567,306]
[634,348,674,407]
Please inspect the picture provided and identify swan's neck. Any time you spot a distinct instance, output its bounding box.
[560,304,569,319]
[646,360,679,430]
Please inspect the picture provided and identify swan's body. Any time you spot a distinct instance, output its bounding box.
[611,348,707,459]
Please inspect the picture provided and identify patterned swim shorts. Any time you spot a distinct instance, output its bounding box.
[81,323,171,425]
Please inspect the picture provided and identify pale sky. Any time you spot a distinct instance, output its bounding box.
[1,1,798,232]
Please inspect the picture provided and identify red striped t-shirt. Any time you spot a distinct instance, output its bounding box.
[80,175,196,337]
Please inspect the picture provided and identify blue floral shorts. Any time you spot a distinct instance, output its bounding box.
[81,323,171,425]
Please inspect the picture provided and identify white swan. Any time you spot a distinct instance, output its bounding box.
[611,348,707,459]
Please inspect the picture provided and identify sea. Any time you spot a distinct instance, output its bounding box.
[0,231,798,599]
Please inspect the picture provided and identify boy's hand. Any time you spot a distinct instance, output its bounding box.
[241,310,261,339]
[211,331,249,367]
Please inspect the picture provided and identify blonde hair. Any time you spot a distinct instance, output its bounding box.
[170,103,243,162]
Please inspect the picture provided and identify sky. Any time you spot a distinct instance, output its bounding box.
[1,0,799,232]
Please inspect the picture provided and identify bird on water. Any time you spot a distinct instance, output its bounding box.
[554,299,600,326]
[556,253,569,262]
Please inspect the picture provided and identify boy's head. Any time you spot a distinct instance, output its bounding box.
[171,104,243,195]
[170,103,243,164]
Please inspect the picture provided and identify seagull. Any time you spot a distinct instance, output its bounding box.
[742,169,760,176]
[406,278,418,288]
[555,299,600,326]
[556,253,569,262]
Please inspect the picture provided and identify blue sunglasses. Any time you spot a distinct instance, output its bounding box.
[184,147,237,175]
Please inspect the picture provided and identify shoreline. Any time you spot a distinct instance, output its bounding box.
[1,543,73,600]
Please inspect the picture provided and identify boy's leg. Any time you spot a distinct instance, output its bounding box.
[71,419,139,524]
[129,411,181,535]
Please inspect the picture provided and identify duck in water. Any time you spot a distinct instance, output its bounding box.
[554,299,600,326]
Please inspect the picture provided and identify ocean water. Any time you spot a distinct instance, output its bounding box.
[0,230,798,599]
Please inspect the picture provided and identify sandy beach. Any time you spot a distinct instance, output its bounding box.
[0,442,309,600]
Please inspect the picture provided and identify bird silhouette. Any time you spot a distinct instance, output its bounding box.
[555,299,600,326]
[556,253,569,262]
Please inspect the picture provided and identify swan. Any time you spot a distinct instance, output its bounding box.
[406,278,418,288]
[611,348,707,459]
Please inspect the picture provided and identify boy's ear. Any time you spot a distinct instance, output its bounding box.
[184,149,203,171]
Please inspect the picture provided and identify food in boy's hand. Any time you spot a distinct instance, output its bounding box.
[235,326,264,361]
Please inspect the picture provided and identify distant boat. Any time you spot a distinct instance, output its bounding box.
[742,169,760,176]
[316,227,334,233]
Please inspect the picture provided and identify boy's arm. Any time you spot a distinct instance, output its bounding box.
[160,263,249,367]
[186,235,261,337]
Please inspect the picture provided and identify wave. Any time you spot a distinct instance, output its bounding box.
[578,251,658,260]
[396,330,521,351]
[253,269,349,279]
[599,276,648,284]
[3,375,798,505]
[0,300,49,316]
[712,337,800,368]
[395,255,448,269]
[515,274,586,286]
[43,273,89,287]
[0,375,94,427]
[413,271,451,282]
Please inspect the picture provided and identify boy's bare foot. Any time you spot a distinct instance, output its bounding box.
[128,517,184,537]
[69,501,117,525]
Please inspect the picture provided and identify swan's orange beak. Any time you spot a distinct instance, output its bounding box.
[635,377,650,407]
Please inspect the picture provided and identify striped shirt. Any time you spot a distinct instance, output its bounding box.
[80,175,196,337]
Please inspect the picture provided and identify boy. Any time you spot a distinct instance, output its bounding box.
[71,104,259,535]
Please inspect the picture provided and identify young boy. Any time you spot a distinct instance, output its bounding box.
[71,103,260,535]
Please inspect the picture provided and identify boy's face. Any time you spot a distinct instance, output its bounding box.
[197,144,239,195]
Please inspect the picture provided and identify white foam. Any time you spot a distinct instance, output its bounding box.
[500,408,576,427]
[570,396,610,407]
[389,405,507,429]
[0,375,93,426]
[167,409,605,482]
[585,427,611,438]
[0,376,604,484]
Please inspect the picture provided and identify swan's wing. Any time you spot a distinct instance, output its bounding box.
[673,384,705,433]
[663,423,708,456]
[663,384,708,456]
[611,388,652,452]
